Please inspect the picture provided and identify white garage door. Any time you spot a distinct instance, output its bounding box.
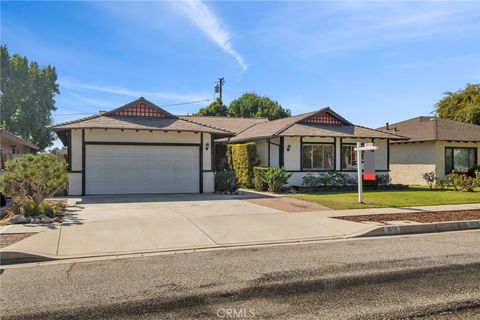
[85,144,200,194]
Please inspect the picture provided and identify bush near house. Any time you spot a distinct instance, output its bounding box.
[0,154,67,216]
[302,172,356,187]
[423,170,480,192]
[214,171,239,193]
[253,167,269,191]
[260,168,291,193]
[227,142,260,188]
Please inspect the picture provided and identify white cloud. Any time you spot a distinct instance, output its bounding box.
[174,0,247,71]
[61,80,208,102]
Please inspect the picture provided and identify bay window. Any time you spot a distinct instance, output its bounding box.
[302,144,334,170]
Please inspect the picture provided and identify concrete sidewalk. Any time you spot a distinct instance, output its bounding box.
[1,196,479,263]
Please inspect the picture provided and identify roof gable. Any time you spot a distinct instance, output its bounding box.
[106,97,176,118]
[300,108,352,125]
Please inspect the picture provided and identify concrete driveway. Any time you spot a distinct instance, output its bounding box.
[2,193,372,260]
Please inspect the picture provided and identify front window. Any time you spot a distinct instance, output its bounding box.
[445,147,477,174]
[341,145,357,170]
[302,144,334,170]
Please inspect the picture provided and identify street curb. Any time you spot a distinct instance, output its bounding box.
[359,219,480,237]
[2,220,479,266]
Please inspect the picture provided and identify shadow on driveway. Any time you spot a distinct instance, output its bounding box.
[74,191,275,205]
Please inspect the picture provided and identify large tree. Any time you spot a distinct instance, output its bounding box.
[0,45,60,150]
[194,98,228,116]
[435,84,480,125]
[228,93,290,120]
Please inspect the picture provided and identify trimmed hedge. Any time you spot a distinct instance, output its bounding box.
[227,142,260,188]
[253,166,269,191]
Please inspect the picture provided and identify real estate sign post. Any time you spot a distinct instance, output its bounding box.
[355,142,378,203]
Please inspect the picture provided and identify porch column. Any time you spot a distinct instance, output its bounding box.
[335,137,341,171]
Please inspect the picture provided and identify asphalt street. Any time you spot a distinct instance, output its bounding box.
[1,230,479,320]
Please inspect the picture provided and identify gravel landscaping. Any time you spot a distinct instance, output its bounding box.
[337,210,480,224]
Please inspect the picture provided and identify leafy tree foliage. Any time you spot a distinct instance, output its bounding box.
[435,84,480,125]
[228,93,290,120]
[194,98,228,116]
[0,45,60,150]
[1,154,67,212]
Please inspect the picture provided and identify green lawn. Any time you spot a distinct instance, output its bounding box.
[291,187,480,210]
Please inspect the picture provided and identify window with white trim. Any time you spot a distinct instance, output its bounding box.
[302,144,334,170]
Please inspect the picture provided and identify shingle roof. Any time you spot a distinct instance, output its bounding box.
[378,116,480,142]
[228,108,406,143]
[49,115,233,135]
[280,124,405,139]
[0,129,39,150]
[180,116,268,134]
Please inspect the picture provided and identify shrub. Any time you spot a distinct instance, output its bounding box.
[375,174,391,186]
[302,171,355,187]
[447,172,478,192]
[253,167,269,191]
[260,168,291,193]
[228,142,260,188]
[215,171,239,193]
[422,171,436,190]
[1,154,67,215]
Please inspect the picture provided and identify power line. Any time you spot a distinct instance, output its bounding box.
[53,99,210,116]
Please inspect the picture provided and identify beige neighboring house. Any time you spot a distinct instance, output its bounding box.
[378,117,480,185]
[48,97,406,196]
[0,129,39,169]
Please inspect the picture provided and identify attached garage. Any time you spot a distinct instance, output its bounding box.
[85,144,200,195]
[49,97,233,196]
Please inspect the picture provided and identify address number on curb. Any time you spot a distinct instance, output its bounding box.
[384,226,401,234]
[466,221,480,228]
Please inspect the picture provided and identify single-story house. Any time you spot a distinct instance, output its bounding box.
[378,117,480,185]
[0,129,39,169]
[49,97,406,195]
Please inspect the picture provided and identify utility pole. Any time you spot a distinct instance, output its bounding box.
[214,77,225,103]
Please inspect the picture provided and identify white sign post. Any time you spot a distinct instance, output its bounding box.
[355,142,378,203]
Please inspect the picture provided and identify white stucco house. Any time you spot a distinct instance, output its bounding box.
[49,97,406,195]
[378,117,480,185]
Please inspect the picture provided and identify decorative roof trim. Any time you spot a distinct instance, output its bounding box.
[105,97,177,118]
[300,108,353,126]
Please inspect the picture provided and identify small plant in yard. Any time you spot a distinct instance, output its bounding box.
[447,172,479,192]
[0,154,67,220]
[215,171,239,193]
[260,168,291,193]
[422,171,436,190]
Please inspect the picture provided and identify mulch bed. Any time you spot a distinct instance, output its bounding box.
[0,233,36,248]
[337,210,480,224]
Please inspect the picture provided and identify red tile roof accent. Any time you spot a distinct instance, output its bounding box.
[302,111,344,124]
[113,102,169,117]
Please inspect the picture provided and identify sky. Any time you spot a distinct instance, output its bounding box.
[1,0,479,142]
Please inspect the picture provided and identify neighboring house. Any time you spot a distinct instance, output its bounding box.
[0,129,39,169]
[378,117,480,185]
[48,97,406,196]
